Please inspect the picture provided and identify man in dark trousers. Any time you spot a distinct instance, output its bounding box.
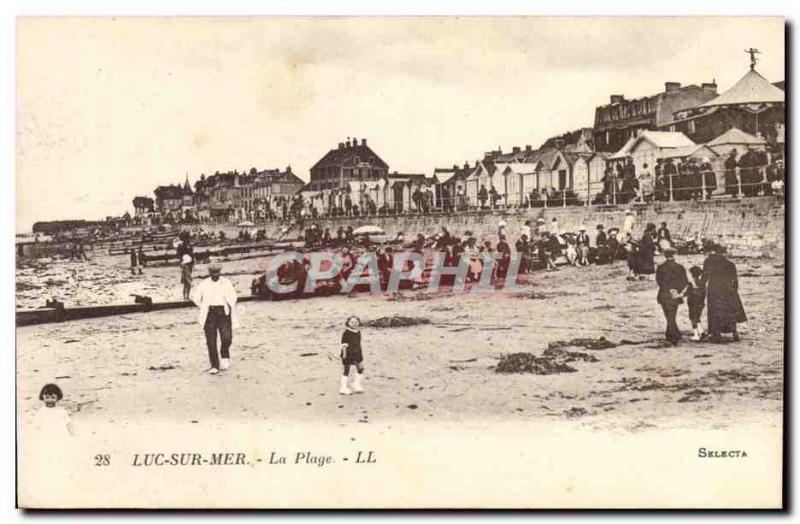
[192,263,238,374]
[655,246,688,345]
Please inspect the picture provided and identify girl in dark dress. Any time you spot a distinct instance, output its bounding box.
[685,266,707,341]
[339,316,365,395]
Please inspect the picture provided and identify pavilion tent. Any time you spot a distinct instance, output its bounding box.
[671,68,786,143]
[707,127,767,158]
[700,69,785,109]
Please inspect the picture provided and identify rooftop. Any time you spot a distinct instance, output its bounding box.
[701,69,785,108]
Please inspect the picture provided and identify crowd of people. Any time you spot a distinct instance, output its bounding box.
[172,207,749,379]
[599,151,784,205]
[252,212,678,296]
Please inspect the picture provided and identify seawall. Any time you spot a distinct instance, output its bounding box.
[109,196,783,260]
[253,196,784,259]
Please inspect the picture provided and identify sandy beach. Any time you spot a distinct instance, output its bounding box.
[16,252,784,433]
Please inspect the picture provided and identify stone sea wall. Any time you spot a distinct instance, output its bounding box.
[198,196,784,259]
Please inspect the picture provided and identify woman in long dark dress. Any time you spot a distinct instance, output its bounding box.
[703,244,747,342]
[637,223,657,279]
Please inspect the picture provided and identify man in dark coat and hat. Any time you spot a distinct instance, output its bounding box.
[703,243,747,342]
[656,246,688,345]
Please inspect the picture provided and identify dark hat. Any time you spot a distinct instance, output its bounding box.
[596,224,604,229]
[208,263,222,273]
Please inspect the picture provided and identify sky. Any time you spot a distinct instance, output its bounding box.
[16,16,784,232]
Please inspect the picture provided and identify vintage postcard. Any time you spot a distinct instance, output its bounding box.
[15,16,785,508]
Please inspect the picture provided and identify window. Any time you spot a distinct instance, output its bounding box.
[688,120,696,134]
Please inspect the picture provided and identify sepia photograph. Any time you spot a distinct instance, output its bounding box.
[14,15,786,509]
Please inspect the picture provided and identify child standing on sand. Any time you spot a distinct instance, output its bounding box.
[686,266,707,341]
[339,316,365,395]
[33,383,73,437]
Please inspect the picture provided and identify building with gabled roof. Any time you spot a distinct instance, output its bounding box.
[309,137,389,191]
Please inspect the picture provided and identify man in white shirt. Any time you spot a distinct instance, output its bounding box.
[192,264,238,374]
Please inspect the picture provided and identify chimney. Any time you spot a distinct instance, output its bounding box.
[512,146,521,154]
[338,142,345,149]
[701,82,717,94]
[453,164,459,170]
[286,165,292,173]
[610,94,624,104]
[352,137,357,147]
[346,137,351,147]
[361,138,367,146]
[525,145,532,152]
[463,162,469,169]
[665,81,681,93]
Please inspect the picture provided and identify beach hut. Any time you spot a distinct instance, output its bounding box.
[586,152,610,202]
[625,130,695,175]
[464,162,491,207]
[501,163,538,206]
[432,169,457,210]
[489,164,507,205]
[535,149,571,191]
[571,156,591,201]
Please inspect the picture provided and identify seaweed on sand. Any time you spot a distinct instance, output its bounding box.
[542,347,599,363]
[547,337,617,351]
[362,316,431,328]
[495,353,577,375]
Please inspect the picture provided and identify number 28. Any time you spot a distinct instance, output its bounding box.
[94,454,110,466]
